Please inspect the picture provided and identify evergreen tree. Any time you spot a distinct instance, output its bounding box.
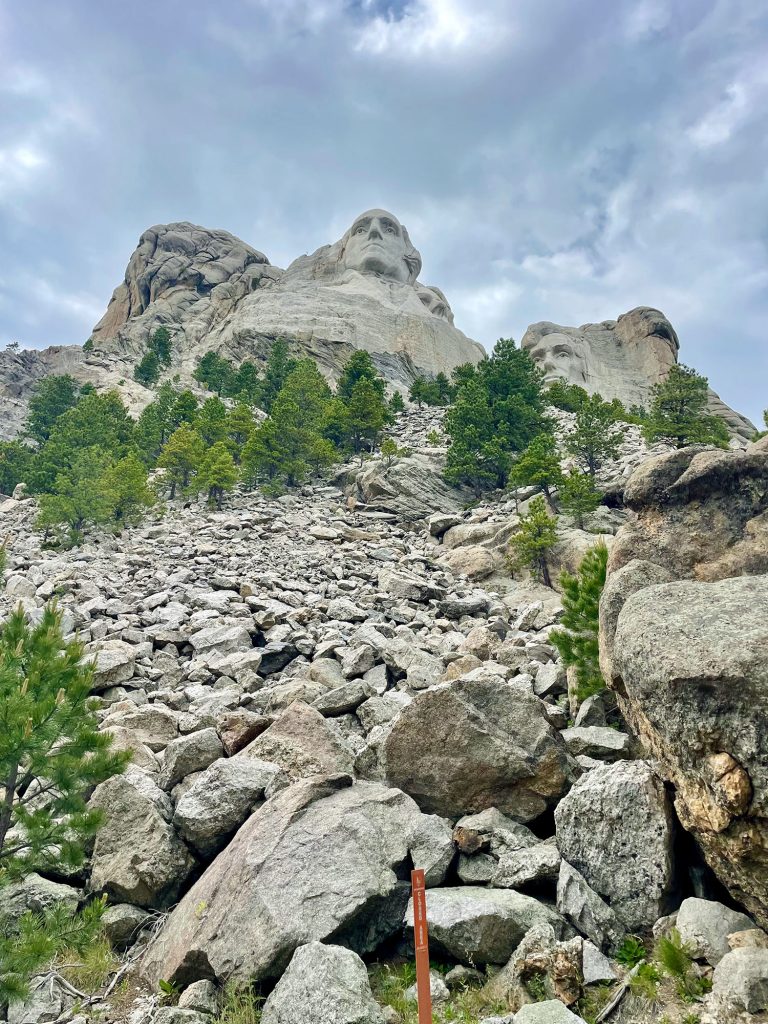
[134,349,161,387]
[171,389,199,428]
[565,393,623,478]
[559,469,602,528]
[336,350,386,403]
[260,338,296,412]
[0,605,129,876]
[409,377,428,407]
[643,364,730,449]
[0,441,33,496]
[434,371,453,404]
[343,378,388,463]
[507,495,558,588]
[545,380,590,413]
[199,442,238,508]
[444,340,548,492]
[226,403,256,456]
[193,351,234,396]
[228,360,261,406]
[134,381,180,463]
[388,390,405,414]
[196,397,229,446]
[0,605,127,1003]
[550,543,608,702]
[380,437,409,468]
[241,420,284,489]
[508,432,562,505]
[102,452,155,526]
[26,376,81,445]
[157,425,205,498]
[35,449,115,540]
[148,326,172,367]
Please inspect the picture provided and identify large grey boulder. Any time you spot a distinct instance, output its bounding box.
[0,874,79,924]
[712,947,768,1013]
[260,942,385,1024]
[89,770,195,908]
[142,777,454,986]
[554,761,675,931]
[238,700,354,781]
[173,757,283,857]
[514,1001,587,1023]
[556,861,623,952]
[374,677,575,820]
[404,886,567,966]
[676,897,755,966]
[159,728,224,790]
[609,575,768,926]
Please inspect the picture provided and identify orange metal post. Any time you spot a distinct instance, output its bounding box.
[411,868,432,1024]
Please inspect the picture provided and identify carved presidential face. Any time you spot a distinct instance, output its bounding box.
[417,285,454,323]
[341,209,421,284]
[524,332,588,385]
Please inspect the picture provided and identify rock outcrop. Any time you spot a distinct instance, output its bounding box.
[521,306,754,439]
[600,443,768,926]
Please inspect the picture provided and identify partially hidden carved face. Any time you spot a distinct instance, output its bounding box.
[524,332,588,385]
[341,209,421,284]
[417,285,454,323]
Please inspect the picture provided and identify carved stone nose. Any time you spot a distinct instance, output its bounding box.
[368,224,383,239]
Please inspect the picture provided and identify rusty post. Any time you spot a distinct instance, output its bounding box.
[411,868,432,1024]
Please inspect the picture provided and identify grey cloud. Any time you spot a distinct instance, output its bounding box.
[0,0,765,422]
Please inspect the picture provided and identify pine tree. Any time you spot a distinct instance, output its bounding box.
[545,380,589,413]
[148,326,172,367]
[409,377,428,407]
[241,419,284,488]
[380,436,409,468]
[260,338,296,412]
[171,389,199,428]
[559,469,602,528]
[507,495,558,588]
[36,448,116,541]
[643,364,730,449]
[229,360,261,406]
[26,376,80,445]
[343,378,388,463]
[508,432,562,505]
[565,393,624,478]
[102,452,155,525]
[157,425,205,498]
[0,605,127,1003]
[134,381,180,463]
[199,442,238,508]
[193,352,234,396]
[444,380,497,495]
[337,350,386,404]
[196,397,229,446]
[134,349,161,387]
[550,542,608,702]
[0,441,34,496]
[388,391,405,414]
[226,403,256,456]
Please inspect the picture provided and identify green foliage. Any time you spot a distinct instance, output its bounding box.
[260,338,296,412]
[426,429,442,446]
[616,935,647,968]
[134,349,161,387]
[193,351,234,396]
[199,442,238,509]
[0,605,129,879]
[629,961,661,1001]
[102,452,155,526]
[337,350,386,404]
[380,437,410,468]
[343,378,389,462]
[408,374,451,407]
[445,339,548,494]
[228,360,261,406]
[26,376,82,445]
[227,403,256,455]
[545,380,590,413]
[197,397,229,446]
[367,960,508,1024]
[388,390,405,414]
[507,495,558,588]
[149,326,172,367]
[550,542,608,702]
[215,983,264,1024]
[643,364,730,449]
[0,896,109,1006]
[0,543,5,584]
[576,982,613,1024]
[508,432,562,501]
[524,971,549,1001]
[243,360,335,487]
[558,469,602,528]
[36,448,117,540]
[565,393,624,478]
[56,928,118,992]
[655,928,711,1002]
[82,338,94,353]
[0,441,34,496]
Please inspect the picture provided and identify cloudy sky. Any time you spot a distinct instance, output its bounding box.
[1,0,766,423]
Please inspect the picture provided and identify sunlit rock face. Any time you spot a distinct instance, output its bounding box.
[90,211,485,388]
[522,306,754,440]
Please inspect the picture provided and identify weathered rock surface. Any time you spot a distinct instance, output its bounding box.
[260,942,385,1024]
[404,886,567,966]
[374,676,575,820]
[143,776,453,985]
[677,897,755,966]
[555,761,675,930]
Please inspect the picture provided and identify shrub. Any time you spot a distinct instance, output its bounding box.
[550,542,608,702]
[507,496,558,588]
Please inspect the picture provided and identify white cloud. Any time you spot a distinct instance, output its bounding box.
[355,0,508,58]
[624,0,671,41]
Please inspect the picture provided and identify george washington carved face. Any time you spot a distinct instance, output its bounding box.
[340,209,421,284]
